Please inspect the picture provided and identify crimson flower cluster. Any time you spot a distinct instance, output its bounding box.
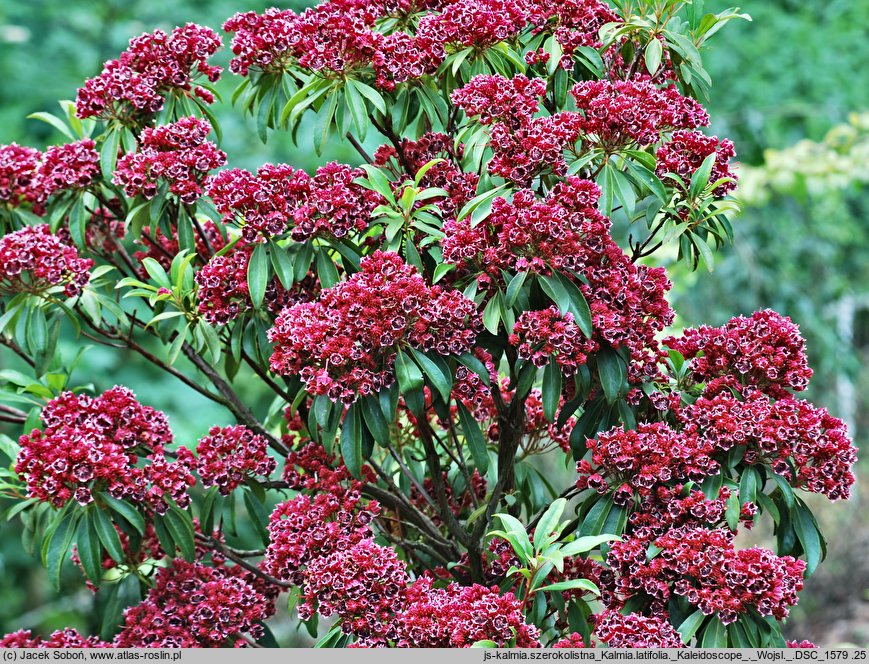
[114,559,274,647]
[114,117,226,204]
[527,0,618,70]
[607,527,805,625]
[16,387,194,513]
[417,0,528,50]
[451,74,546,128]
[666,309,814,398]
[571,78,709,148]
[0,629,110,648]
[656,130,738,197]
[443,177,674,377]
[592,610,684,648]
[0,143,44,210]
[576,422,719,503]
[34,139,101,198]
[301,538,409,644]
[268,251,480,404]
[0,224,93,297]
[76,24,222,121]
[510,306,597,376]
[393,576,541,648]
[195,425,276,495]
[194,241,302,325]
[683,390,857,500]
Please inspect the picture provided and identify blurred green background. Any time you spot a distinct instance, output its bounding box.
[0,0,867,646]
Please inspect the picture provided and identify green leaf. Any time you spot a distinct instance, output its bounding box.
[491,513,533,563]
[27,112,74,140]
[533,498,566,553]
[456,402,489,474]
[793,501,824,576]
[76,512,102,584]
[689,152,718,199]
[432,262,455,284]
[408,347,453,402]
[349,80,387,114]
[343,80,368,140]
[457,352,491,386]
[269,241,295,289]
[542,360,562,423]
[559,533,621,557]
[578,495,612,536]
[92,505,125,563]
[596,349,626,403]
[677,609,707,645]
[316,250,339,288]
[725,489,740,532]
[97,493,146,536]
[395,350,424,393]
[505,270,528,307]
[360,395,391,445]
[701,619,728,648]
[470,640,499,648]
[340,402,363,478]
[100,129,121,182]
[247,242,269,308]
[151,516,176,558]
[482,295,502,335]
[44,509,78,590]
[535,578,600,595]
[163,506,195,562]
[645,38,663,76]
[739,467,759,510]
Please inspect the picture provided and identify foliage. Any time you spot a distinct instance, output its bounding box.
[0,0,856,649]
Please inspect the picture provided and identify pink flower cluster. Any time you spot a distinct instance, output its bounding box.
[195,425,276,495]
[0,224,92,297]
[222,9,298,76]
[207,163,301,240]
[628,486,735,541]
[443,177,674,377]
[684,390,857,500]
[300,538,409,643]
[264,485,376,586]
[208,162,379,242]
[416,0,529,50]
[607,527,805,625]
[0,143,43,210]
[510,306,597,376]
[194,242,302,325]
[34,139,101,197]
[592,610,684,648]
[393,576,541,647]
[656,130,738,197]
[114,117,226,204]
[76,24,222,121]
[528,0,619,70]
[115,559,273,647]
[666,309,814,398]
[268,251,481,404]
[16,387,194,513]
[571,79,709,148]
[0,629,110,648]
[553,633,589,648]
[451,74,546,129]
[576,422,719,503]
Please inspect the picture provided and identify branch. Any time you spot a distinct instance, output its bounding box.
[346,132,374,164]
[0,336,35,368]
[196,533,293,589]
[0,403,27,423]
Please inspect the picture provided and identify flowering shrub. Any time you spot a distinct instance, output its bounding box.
[0,0,851,650]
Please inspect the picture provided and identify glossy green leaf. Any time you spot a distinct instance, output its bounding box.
[247,242,269,308]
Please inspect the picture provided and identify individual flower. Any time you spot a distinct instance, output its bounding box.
[196,425,277,494]
[656,130,738,197]
[76,24,222,121]
[0,224,92,297]
[114,117,226,204]
[268,251,481,404]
